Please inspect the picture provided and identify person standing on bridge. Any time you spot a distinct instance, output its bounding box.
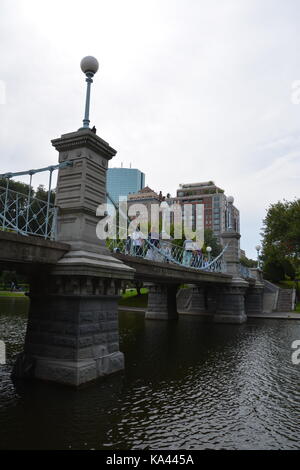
[131,227,145,257]
[125,235,132,255]
[183,238,194,267]
[146,227,160,261]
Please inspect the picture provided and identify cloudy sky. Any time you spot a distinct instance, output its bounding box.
[0,0,299,258]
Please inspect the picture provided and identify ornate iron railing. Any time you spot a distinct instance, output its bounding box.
[239,264,256,279]
[107,235,228,274]
[0,162,72,240]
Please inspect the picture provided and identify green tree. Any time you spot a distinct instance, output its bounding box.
[202,228,222,256]
[240,255,257,268]
[261,199,300,281]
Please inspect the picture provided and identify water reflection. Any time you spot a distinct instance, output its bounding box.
[0,298,299,450]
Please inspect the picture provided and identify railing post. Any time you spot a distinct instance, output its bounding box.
[25,172,33,235]
[50,206,58,241]
[16,193,19,232]
[2,177,9,231]
[44,168,53,239]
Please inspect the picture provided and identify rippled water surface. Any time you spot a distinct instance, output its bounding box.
[0,297,299,450]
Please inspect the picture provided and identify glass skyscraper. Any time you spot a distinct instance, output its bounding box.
[107,167,145,204]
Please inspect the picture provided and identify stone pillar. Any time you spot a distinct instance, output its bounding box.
[182,286,212,321]
[145,284,179,320]
[245,284,264,315]
[212,230,249,324]
[189,287,206,312]
[214,281,248,324]
[13,274,124,386]
[245,270,264,315]
[52,128,114,253]
[220,230,241,278]
[13,130,135,386]
[206,286,218,313]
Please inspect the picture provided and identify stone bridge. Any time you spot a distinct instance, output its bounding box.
[1,129,264,388]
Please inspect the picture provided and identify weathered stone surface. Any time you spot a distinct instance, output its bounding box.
[114,252,233,286]
[177,286,213,321]
[31,350,124,386]
[213,280,248,324]
[145,284,179,320]
[245,285,264,315]
[13,274,126,386]
[0,231,69,274]
[52,129,116,254]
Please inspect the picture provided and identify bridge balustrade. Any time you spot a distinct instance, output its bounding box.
[107,235,228,274]
[0,162,71,240]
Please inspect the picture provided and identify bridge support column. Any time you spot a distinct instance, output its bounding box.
[13,272,129,387]
[13,276,124,386]
[184,286,212,321]
[206,287,218,313]
[212,229,249,323]
[245,284,264,315]
[145,284,179,320]
[213,279,248,324]
[189,287,206,312]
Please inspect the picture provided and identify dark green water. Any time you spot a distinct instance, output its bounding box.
[0,296,299,450]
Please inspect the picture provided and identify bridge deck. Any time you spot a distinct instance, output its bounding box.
[113,253,233,285]
[0,231,235,285]
[0,231,70,274]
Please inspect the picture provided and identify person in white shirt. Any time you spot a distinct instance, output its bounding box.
[131,227,145,256]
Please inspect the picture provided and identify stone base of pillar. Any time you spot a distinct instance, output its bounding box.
[245,284,264,315]
[179,287,213,321]
[13,351,124,387]
[145,284,178,320]
[12,275,126,387]
[213,279,248,324]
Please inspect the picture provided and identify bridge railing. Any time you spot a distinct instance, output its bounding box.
[0,162,72,240]
[106,236,228,274]
[239,263,256,279]
[0,185,58,239]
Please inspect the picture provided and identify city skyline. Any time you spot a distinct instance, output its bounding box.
[0,0,300,259]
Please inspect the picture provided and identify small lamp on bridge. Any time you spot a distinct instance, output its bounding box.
[255,245,261,269]
[206,246,212,261]
[80,56,99,129]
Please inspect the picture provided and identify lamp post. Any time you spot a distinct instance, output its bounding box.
[206,246,212,262]
[80,56,99,129]
[227,196,234,231]
[255,245,261,269]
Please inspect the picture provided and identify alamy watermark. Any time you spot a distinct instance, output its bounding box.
[96,200,205,245]
[0,340,6,365]
[291,340,300,365]
[0,80,6,105]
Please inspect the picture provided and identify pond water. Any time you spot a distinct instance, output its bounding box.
[0,296,299,450]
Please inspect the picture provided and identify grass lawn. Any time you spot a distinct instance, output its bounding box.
[0,291,26,297]
[118,288,148,308]
[295,303,300,313]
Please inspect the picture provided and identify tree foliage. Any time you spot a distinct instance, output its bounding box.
[261,199,300,282]
[240,255,257,268]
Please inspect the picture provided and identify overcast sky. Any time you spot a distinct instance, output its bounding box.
[0,0,299,258]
